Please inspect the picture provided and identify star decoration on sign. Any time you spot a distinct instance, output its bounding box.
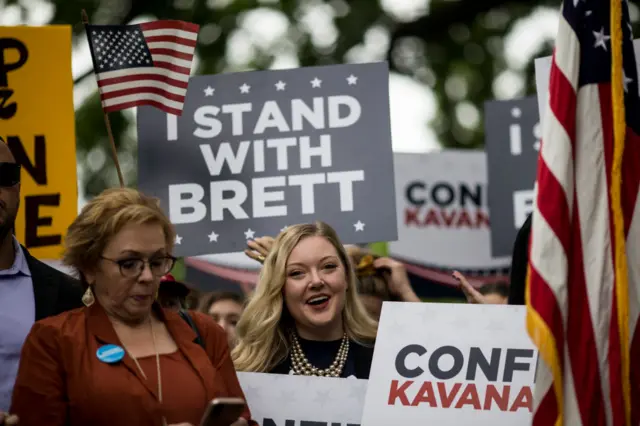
[314,389,332,406]
[278,389,297,404]
[623,71,633,93]
[311,77,322,88]
[353,221,365,232]
[349,382,367,401]
[204,86,215,96]
[511,107,521,118]
[244,228,255,239]
[208,231,219,242]
[593,27,610,51]
[488,318,507,332]
[175,235,183,245]
[275,80,286,91]
[346,74,358,85]
[239,83,251,94]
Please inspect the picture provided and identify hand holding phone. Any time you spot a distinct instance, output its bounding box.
[200,397,245,426]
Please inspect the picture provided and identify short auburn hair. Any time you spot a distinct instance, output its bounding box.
[63,188,175,285]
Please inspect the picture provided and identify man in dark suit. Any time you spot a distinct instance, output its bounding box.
[0,139,83,415]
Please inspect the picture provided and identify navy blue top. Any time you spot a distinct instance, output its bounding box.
[269,337,375,379]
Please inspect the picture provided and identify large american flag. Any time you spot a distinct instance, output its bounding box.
[85,20,199,116]
[527,0,640,425]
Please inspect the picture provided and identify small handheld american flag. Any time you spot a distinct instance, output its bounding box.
[85,20,199,116]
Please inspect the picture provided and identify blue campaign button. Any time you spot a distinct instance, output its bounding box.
[96,344,125,364]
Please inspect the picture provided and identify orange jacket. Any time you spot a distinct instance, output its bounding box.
[10,303,255,426]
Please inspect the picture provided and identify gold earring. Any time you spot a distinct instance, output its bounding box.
[82,286,95,307]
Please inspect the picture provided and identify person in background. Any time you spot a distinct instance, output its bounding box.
[10,188,254,426]
[233,222,377,379]
[199,292,245,349]
[346,247,420,321]
[478,282,509,304]
[0,139,83,421]
[158,273,191,310]
[508,213,532,305]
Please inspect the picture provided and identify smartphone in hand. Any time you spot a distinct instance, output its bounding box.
[200,397,245,426]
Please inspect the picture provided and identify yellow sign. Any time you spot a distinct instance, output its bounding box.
[0,26,77,259]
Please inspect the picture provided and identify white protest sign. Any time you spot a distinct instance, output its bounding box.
[361,303,536,426]
[390,151,510,270]
[239,372,367,426]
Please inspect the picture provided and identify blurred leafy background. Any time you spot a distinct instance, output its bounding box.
[3,0,638,197]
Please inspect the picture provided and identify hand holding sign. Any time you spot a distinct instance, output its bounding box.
[244,236,274,264]
[453,270,488,304]
[373,257,420,302]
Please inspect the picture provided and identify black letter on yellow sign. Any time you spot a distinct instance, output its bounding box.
[7,135,61,248]
[25,195,61,247]
[0,38,29,120]
[7,135,47,184]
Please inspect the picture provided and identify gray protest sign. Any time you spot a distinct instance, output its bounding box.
[484,96,539,257]
[137,62,397,257]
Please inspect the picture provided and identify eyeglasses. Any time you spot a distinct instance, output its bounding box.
[0,163,20,187]
[101,255,177,278]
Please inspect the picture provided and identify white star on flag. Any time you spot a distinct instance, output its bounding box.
[275,80,286,91]
[208,231,219,242]
[593,27,610,51]
[175,235,183,245]
[354,221,365,232]
[623,71,633,93]
[244,229,255,239]
[347,74,358,85]
[204,86,215,96]
[280,226,288,232]
[311,77,322,88]
[239,83,251,94]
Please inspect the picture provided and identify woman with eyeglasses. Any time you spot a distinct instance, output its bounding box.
[9,188,254,426]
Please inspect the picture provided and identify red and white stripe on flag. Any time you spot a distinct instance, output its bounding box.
[526,0,640,425]
[87,20,199,116]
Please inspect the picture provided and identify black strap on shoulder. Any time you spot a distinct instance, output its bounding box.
[178,309,206,350]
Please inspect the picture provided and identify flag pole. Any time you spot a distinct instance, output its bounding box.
[81,9,125,188]
[609,0,631,423]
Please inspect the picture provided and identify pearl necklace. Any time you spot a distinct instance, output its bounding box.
[289,331,349,377]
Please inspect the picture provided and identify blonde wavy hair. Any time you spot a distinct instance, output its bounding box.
[63,188,175,286]
[232,221,378,372]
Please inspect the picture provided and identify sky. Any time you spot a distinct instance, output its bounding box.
[0,0,562,268]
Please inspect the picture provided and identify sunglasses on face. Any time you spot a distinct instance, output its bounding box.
[0,163,20,187]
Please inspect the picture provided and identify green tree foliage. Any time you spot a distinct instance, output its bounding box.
[4,0,637,197]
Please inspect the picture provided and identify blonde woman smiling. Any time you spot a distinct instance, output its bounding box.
[232,222,377,378]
